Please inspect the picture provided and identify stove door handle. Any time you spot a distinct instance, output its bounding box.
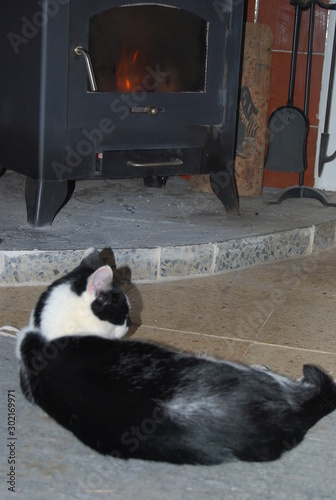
[131,106,162,116]
[127,159,183,168]
[74,46,97,92]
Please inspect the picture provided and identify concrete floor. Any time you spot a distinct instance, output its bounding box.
[2,170,336,252]
[1,249,336,499]
[2,170,336,287]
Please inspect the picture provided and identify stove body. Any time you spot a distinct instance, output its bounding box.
[0,0,245,226]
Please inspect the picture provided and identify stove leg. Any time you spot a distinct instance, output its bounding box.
[25,177,69,227]
[210,170,240,214]
[143,176,168,188]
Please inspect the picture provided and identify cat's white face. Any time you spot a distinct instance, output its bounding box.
[16,258,131,359]
[34,279,130,341]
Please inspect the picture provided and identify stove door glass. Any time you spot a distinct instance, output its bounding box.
[89,5,207,93]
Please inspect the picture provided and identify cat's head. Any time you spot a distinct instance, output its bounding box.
[23,248,131,343]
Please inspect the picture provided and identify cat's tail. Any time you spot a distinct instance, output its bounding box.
[301,364,336,424]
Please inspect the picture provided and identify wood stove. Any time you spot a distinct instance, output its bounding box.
[1,0,245,227]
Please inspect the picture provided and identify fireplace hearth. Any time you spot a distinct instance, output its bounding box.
[1,0,245,227]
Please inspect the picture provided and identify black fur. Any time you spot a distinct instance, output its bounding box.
[17,250,336,465]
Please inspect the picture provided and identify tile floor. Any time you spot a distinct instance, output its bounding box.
[2,247,336,380]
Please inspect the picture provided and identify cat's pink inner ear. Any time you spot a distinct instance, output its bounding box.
[87,266,113,295]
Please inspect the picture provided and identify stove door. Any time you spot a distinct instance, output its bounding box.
[67,0,232,128]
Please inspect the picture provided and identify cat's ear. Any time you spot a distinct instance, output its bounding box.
[81,247,101,270]
[87,265,113,296]
[82,247,96,260]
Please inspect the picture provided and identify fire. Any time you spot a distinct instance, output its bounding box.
[116,48,141,92]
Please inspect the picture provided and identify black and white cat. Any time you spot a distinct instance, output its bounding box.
[17,248,336,465]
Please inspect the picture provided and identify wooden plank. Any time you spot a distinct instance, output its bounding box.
[190,23,273,197]
[235,22,273,196]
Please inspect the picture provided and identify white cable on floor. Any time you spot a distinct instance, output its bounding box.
[0,325,19,337]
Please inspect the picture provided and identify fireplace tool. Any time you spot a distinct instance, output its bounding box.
[265,0,336,206]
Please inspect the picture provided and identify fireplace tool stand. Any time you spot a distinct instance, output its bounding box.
[266,0,336,207]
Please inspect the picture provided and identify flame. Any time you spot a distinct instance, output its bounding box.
[116,49,141,92]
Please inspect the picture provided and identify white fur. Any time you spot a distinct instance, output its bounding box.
[166,392,226,421]
[16,282,129,361]
[38,283,128,341]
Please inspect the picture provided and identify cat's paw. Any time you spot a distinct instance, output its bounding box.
[251,364,271,372]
